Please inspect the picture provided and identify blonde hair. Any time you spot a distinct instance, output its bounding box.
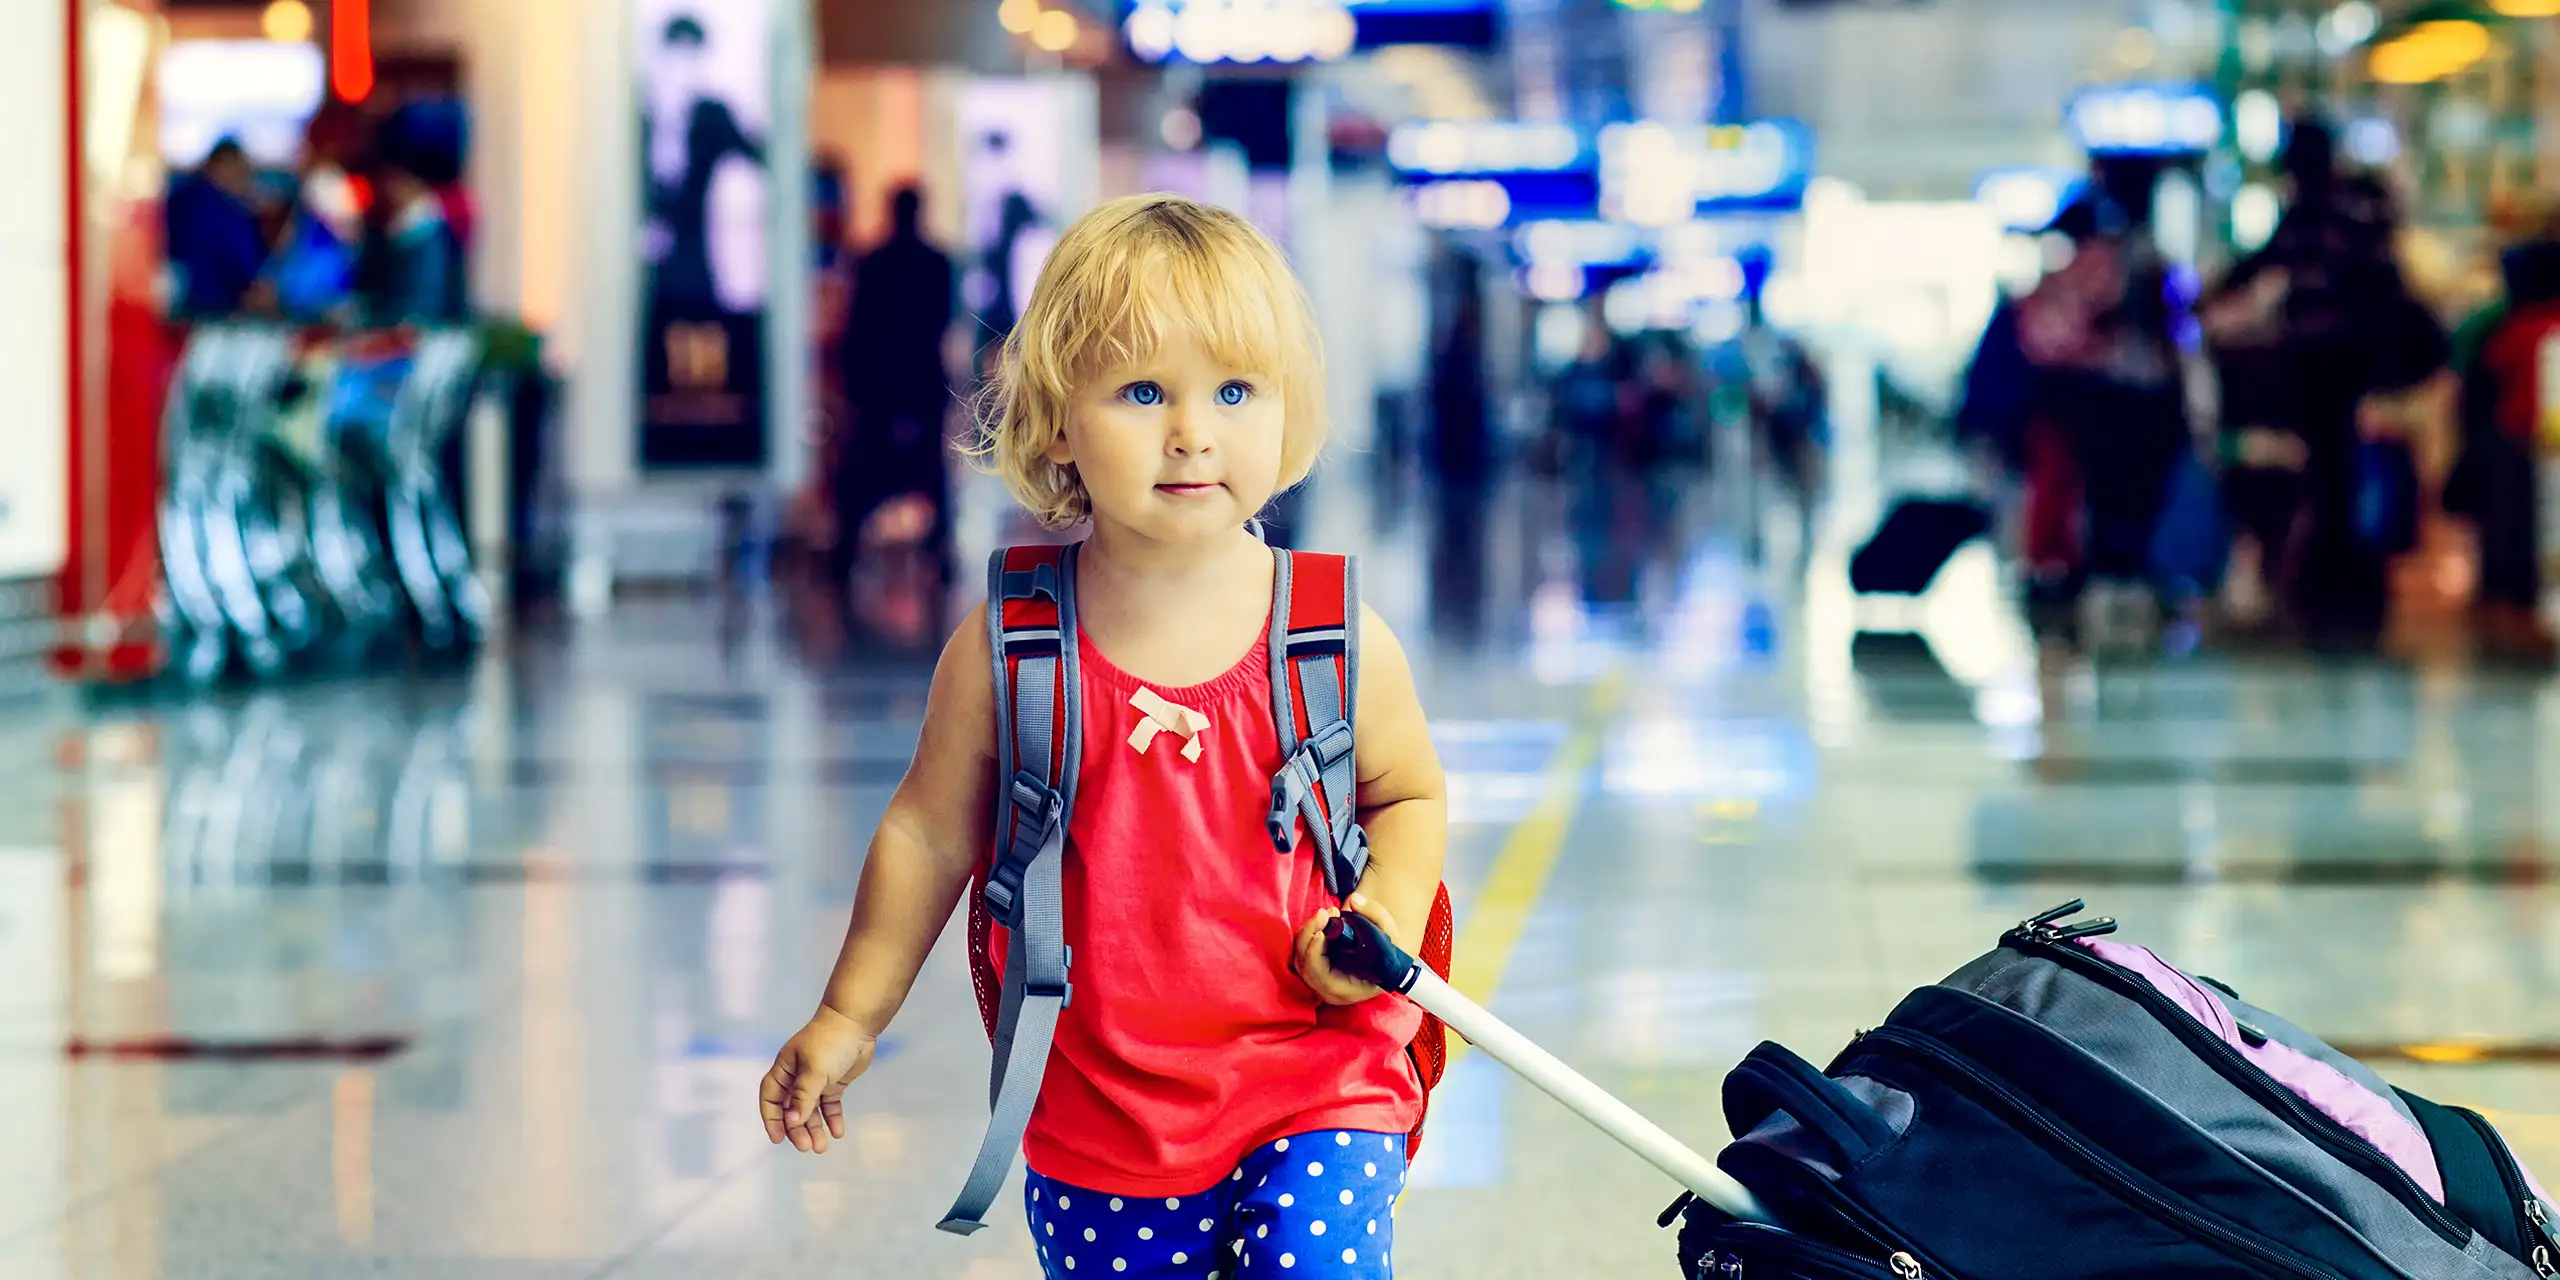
[973,193,1327,529]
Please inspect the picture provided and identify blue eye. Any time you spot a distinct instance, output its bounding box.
[1119,381,1164,407]
[1217,381,1252,407]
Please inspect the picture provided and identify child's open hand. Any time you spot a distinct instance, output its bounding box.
[758,1006,878,1154]
[1293,893,1400,1006]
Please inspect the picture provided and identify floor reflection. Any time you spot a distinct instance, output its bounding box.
[2,461,2556,1277]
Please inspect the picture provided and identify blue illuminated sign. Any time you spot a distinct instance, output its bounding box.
[2066,83,2223,156]
[1121,0,1497,64]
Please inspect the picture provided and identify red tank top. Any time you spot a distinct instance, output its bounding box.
[987,621,1425,1196]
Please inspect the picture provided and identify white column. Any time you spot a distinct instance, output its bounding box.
[563,0,643,503]
[456,0,640,505]
[766,0,815,496]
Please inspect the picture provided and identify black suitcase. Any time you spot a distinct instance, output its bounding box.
[1849,499,1994,596]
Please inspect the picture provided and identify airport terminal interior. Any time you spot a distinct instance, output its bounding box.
[4,0,2559,1277]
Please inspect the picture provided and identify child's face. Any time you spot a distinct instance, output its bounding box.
[1049,329,1286,544]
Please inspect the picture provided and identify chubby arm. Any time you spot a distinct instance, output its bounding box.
[761,609,996,1152]
[815,606,999,1033]
[1296,604,1448,1002]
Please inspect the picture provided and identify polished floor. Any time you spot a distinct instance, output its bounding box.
[4,455,2559,1280]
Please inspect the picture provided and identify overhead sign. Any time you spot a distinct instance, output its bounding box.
[2066,83,2222,156]
[1123,0,1497,64]
[1599,120,1812,224]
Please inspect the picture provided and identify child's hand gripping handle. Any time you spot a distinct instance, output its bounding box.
[1322,910,1421,995]
[1323,909,1771,1225]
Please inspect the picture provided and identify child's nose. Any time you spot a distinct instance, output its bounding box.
[1165,403,1213,453]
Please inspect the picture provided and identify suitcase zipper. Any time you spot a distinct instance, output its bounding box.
[2006,914,2472,1250]
[1864,1026,2353,1280]
[2453,1106,2559,1277]
[1691,1222,1928,1279]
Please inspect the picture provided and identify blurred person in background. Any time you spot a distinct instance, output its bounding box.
[363,145,466,325]
[1429,246,1495,489]
[834,185,958,589]
[2212,118,2441,644]
[165,138,273,319]
[2446,220,2560,660]
[1629,331,1702,472]
[1739,308,1827,505]
[1546,302,1629,475]
[267,103,367,322]
[2019,161,2190,644]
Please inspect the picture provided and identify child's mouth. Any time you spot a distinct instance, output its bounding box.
[1156,483,1223,498]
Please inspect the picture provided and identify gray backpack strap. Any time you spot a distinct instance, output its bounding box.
[940,542,1083,1236]
[1263,550,1369,898]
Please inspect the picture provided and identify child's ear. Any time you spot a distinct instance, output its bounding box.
[1043,431,1075,467]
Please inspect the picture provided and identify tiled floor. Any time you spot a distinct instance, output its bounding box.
[2,461,2556,1278]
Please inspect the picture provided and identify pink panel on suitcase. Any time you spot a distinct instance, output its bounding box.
[2078,938,2447,1205]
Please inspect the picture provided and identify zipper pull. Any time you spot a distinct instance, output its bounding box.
[2525,1196,2556,1277]
[2021,900,2088,932]
[2051,917,2121,942]
[1889,1252,1926,1279]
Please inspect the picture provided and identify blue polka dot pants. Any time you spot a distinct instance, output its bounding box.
[1025,1130,1408,1278]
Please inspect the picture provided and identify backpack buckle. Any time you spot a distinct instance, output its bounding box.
[1330,822,1371,898]
[1308,719,1355,770]
[1000,563,1061,603]
[1267,769,1305,852]
[1027,946,1072,1007]
[983,772,1064,928]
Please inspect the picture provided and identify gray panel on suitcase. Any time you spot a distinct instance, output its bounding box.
[1942,947,2540,1280]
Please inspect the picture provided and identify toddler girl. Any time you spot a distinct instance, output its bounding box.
[758,193,1449,1280]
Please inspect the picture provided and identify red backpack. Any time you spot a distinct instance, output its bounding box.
[937,540,1456,1236]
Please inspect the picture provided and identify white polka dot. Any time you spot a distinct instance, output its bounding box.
[1258,1225,1269,1239]
[1367,1220,1378,1235]
[1337,1132,1351,1146]
[1311,1221,1327,1236]
[1114,1262,1126,1273]
[1384,1136,1394,1149]
[1085,1228,1098,1242]
[1276,1139,1290,1152]
[1307,1162,1324,1177]
[1047,1224,1056,1237]
[1278,1193,1294,1208]
[1343,1249,1358,1264]
[1065,1260,1076,1272]
[1364,1163,1378,1178]
[1201,1219,1216,1232]
[1232,1170,1244,1182]
[1032,1188,1042,1202]
[1167,1198,1182,1210]
[1281,1255,1296,1269]
[1340,1190,1355,1206]
[1060,1195,1073,1210]
[1139,1228,1153,1241]
[1174,1253,1187,1265]
[1110,1198,1124,1212]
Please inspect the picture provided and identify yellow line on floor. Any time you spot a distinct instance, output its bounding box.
[1439,670,1625,1063]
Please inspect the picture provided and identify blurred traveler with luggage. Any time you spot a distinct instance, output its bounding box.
[2205,118,2445,646]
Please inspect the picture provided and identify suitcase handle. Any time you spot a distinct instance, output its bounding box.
[1324,911,1771,1223]
[1725,1042,1896,1166]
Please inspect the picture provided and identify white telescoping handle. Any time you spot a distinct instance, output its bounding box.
[1323,911,1769,1223]
[1404,967,1772,1223]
